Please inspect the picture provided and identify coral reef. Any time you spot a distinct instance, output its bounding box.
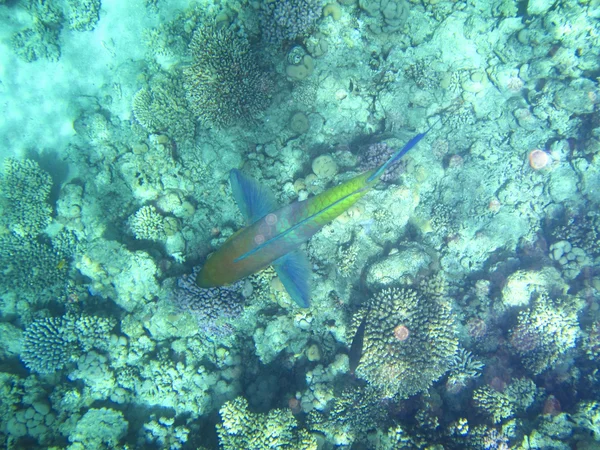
[183,25,273,128]
[171,269,244,337]
[132,72,196,144]
[217,396,318,449]
[66,0,101,31]
[20,315,115,374]
[349,286,458,398]
[509,294,580,375]
[0,158,52,237]
[129,205,165,241]
[260,0,322,44]
[308,384,388,446]
[68,407,128,448]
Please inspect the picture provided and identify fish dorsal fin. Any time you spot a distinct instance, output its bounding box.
[273,250,311,308]
[230,169,279,225]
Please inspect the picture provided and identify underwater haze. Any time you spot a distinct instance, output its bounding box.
[0,0,599,448]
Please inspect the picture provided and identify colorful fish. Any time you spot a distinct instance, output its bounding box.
[196,122,438,307]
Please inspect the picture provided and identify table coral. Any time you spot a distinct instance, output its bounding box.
[349,286,458,398]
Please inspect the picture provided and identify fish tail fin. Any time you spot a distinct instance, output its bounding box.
[366,116,442,184]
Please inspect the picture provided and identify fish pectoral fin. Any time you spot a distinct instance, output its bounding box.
[230,169,279,225]
[273,250,311,308]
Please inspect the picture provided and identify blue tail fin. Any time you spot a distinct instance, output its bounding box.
[367,117,441,183]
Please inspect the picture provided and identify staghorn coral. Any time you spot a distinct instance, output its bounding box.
[260,0,322,44]
[129,205,165,241]
[217,396,318,449]
[349,286,458,398]
[183,25,273,128]
[0,158,52,237]
[509,294,579,375]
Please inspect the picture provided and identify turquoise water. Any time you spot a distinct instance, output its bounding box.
[0,0,599,448]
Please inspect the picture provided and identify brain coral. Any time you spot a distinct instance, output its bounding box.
[183,25,272,128]
[350,287,458,398]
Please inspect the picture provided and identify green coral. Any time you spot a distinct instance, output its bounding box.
[509,294,579,375]
[217,396,318,449]
[183,25,272,128]
[350,286,458,398]
[0,158,52,237]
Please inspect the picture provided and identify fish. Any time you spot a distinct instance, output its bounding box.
[348,307,370,375]
[196,120,438,307]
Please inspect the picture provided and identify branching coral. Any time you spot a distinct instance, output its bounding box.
[0,158,52,237]
[260,0,321,44]
[349,286,458,398]
[183,25,273,128]
[132,72,196,143]
[20,315,115,374]
[509,294,579,375]
[217,396,318,449]
[171,269,244,338]
[0,234,67,299]
[308,384,388,446]
[129,205,165,241]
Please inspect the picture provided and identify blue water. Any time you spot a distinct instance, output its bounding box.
[0,0,599,448]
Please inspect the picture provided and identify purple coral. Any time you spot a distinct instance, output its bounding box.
[358,142,405,183]
[260,0,321,44]
[172,268,244,337]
